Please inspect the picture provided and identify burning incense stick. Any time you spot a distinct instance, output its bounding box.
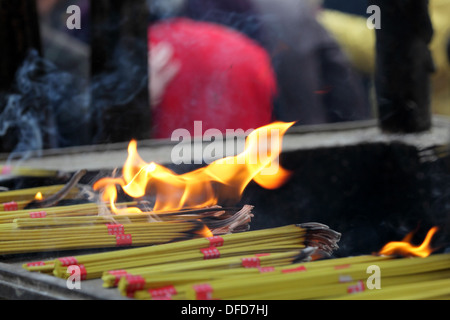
[93,122,294,214]
[0,198,254,255]
[25,169,87,209]
[106,228,448,301]
[0,184,81,204]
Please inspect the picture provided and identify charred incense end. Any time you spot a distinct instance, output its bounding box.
[24,169,88,209]
[293,223,342,256]
[296,222,330,229]
[206,205,254,234]
[296,223,342,242]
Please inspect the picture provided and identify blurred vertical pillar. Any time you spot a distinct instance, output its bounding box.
[372,0,434,133]
[0,0,43,153]
[90,0,150,144]
[0,0,41,92]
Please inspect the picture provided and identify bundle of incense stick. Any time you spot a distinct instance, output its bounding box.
[131,252,447,300]
[0,184,81,211]
[128,253,391,300]
[113,249,315,297]
[0,202,133,224]
[0,205,255,255]
[0,220,205,255]
[23,223,341,282]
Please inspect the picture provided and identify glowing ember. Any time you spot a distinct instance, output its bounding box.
[94,122,295,214]
[378,227,439,258]
[35,192,43,201]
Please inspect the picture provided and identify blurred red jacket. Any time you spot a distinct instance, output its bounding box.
[149,18,277,139]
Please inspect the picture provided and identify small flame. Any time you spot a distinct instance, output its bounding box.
[378,227,439,258]
[35,192,43,201]
[199,225,214,238]
[93,122,294,214]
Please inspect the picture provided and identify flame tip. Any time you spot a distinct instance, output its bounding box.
[200,225,214,238]
[378,226,439,258]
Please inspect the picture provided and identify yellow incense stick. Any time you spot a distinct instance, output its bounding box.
[0,185,80,203]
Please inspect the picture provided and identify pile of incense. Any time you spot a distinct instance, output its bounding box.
[0,204,255,255]
[23,223,341,286]
[129,252,450,300]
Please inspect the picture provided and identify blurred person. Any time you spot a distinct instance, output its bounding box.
[148,18,277,139]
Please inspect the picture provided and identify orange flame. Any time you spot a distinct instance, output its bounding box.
[378,227,439,258]
[35,192,43,201]
[199,225,214,238]
[93,122,295,214]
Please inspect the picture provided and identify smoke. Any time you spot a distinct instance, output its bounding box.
[148,0,186,19]
[89,38,149,143]
[0,40,149,163]
[0,94,44,163]
[0,49,90,162]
